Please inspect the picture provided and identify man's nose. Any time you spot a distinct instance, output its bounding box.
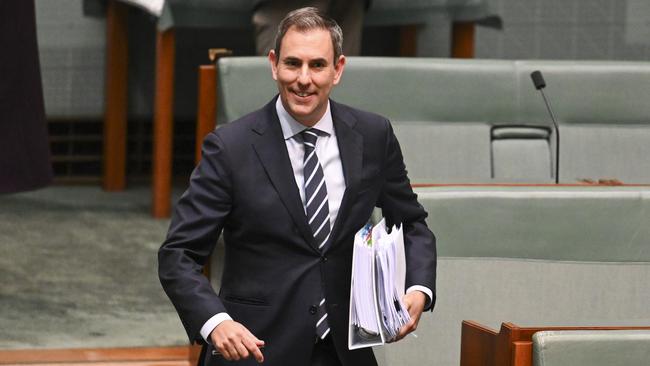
[297,65,311,86]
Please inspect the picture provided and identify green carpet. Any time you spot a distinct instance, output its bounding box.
[0,186,188,349]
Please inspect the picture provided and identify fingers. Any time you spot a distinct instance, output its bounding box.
[393,292,426,343]
[242,336,265,363]
[211,321,265,363]
[394,317,418,342]
[233,341,250,360]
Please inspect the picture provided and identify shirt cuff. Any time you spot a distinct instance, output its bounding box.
[200,312,233,343]
[406,285,433,309]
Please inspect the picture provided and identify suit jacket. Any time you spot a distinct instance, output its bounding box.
[158,97,436,366]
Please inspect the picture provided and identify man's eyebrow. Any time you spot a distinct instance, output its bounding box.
[310,57,329,64]
[282,56,301,63]
[281,56,329,64]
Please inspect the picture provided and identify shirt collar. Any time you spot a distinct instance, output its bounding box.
[275,97,333,140]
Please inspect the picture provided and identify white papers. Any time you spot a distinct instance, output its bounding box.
[348,219,411,350]
[120,0,164,16]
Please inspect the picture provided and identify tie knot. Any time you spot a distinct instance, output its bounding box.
[301,129,319,148]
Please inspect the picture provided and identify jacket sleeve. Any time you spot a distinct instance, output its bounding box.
[377,120,437,311]
[158,131,232,342]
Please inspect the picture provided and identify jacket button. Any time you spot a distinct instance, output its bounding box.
[309,305,317,315]
[321,256,328,262]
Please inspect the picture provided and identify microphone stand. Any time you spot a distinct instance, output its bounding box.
[531,71,560,184]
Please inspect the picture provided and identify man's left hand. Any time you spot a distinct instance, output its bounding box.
[392,290,426,342]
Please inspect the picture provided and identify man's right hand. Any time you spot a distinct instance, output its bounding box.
[210,320,265,363]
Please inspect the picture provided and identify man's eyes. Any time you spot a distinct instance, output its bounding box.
[282,60,327,68]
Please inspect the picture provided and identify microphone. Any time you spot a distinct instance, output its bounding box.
[530,70,560,184]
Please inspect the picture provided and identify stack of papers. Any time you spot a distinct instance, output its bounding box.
[121,0,164,16]
[348,218,410,349]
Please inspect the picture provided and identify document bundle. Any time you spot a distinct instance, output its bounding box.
[348,218,411,349]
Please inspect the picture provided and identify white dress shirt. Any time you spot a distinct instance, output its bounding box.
[200,99,431,342]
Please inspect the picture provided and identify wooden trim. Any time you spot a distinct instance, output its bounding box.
[460,321,498,366]
[103,0,128,191]
[460,321,650,366]
[451,21,475,58]
[511,342,532,366]
[195,65,217,164]
[399,25,418,57]
[152,29,176,218]
[0,346,200,364]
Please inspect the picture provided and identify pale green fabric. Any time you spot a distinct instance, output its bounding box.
[217,57,518,124]
[371,259,650,366]
[415,186,650,261]
[393,122,492,183]
[332,58,516,123]
[491,126,552,182]
[533,330,650,366]
[515,61,650,125]
[492,139,552,182]
[560,124,650,184]
[514,61,650,183]
[217,57,650,183]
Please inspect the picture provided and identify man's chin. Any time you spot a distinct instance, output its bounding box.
[287,106,315,121]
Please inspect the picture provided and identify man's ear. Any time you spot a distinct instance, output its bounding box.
[333,55,346,85]
[269,50,279,81]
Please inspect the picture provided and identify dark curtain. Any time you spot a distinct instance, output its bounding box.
[0,0,53,194]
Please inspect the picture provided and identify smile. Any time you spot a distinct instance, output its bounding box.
[292,90,314,98]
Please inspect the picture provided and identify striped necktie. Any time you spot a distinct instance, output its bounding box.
[301,128,330,339]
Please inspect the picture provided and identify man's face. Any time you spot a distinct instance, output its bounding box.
[269,27,346,127]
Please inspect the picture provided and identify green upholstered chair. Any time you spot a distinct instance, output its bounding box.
[533,330,650,366]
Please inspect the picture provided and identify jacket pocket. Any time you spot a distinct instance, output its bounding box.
[223,295,269,307]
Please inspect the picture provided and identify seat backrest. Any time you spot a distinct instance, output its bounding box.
[217,57,650,183]
[415,185,650,262]
[217,57,518,123]
[533,330,650,366]
[515,61,650,183]
[217,57,523,183]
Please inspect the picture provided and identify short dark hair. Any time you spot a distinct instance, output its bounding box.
[273,7,343,64]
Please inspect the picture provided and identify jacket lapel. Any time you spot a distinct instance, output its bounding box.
[251,99,317,251]
[328,101,363,250]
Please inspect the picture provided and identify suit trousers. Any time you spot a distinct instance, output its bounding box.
[252,0,365,56]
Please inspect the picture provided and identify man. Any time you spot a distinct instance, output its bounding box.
[159,7,436,366]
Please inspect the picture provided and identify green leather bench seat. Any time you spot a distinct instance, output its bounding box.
[515,61,650,184]
[416,185,650,261]
[370,185,650,366]
[217,57,650,183]
[533,330,650,366]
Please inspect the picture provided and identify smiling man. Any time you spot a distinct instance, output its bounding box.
[159,7,436,366]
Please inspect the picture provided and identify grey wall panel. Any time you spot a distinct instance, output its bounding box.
[36,0,106,118]
[476,0,650,61]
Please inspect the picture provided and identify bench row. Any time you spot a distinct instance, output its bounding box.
[215,57,650,184]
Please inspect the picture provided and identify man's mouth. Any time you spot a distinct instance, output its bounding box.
[292,90,314,98]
